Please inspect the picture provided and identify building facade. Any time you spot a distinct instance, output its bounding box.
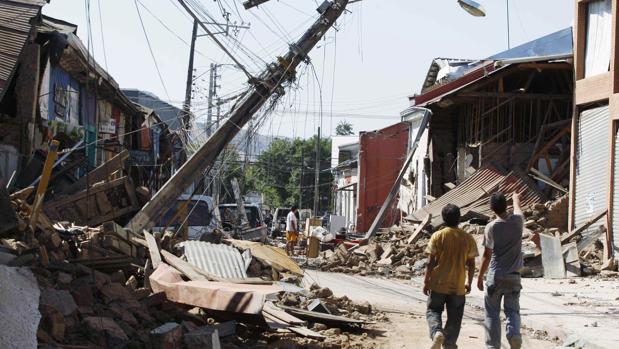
[571,0,618,262]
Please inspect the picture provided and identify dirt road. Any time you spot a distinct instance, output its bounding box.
[302,270,557,349]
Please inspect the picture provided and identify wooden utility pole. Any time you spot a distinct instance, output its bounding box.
[182,19,198,129]
[207,63,220,137]
[126,0,350,232]
[299,150,304,208]
[231,177,249,228]
[313,127,321,215]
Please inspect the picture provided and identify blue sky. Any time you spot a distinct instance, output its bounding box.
[44,0,573,141]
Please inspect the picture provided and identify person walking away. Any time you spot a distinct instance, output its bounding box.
[424,204,479,349]
[477,192,524,349]
[285,205,299,255]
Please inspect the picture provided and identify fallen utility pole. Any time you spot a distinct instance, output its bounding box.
[363,108,432,240]
[126,0,349,232]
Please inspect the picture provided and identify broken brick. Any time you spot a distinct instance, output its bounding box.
[150,322,183,349]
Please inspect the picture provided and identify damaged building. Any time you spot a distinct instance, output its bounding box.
[0,5,187,225]
[403,27,574,220]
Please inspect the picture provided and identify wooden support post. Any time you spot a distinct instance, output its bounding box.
[231,177,249,228]
[29,140,59,235]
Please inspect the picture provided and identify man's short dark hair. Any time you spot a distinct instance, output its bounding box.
[441,204,461,227]
[490,192,507,215]
[291,205,298,211]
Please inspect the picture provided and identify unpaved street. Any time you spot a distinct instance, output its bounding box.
[303,270,619,348]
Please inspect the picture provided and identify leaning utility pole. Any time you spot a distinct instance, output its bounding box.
[126,0,350,232]
[313,126,321,214]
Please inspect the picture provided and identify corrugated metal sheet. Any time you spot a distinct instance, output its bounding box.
[412,164,545,226]
[180,241,249,280]
[412,164,506,224]
[612,128,619,256]
[574,106,609,236]
[0,0,46,101]
[465,168,545,218]
[357,122,411,232]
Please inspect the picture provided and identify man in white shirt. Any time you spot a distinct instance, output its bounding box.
[285,205,299,255]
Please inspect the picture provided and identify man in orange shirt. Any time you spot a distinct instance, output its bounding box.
[423,204,479,349]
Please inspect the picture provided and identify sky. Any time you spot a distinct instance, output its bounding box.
[43,0,574,142]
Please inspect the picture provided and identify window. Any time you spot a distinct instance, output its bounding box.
[585,0,612,77]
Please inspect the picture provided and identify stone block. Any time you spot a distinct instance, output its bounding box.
[150,322,183,349]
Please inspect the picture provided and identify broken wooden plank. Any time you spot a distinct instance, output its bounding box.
[144,231,162,269]
[289,326,326,340]
[407,213,432,245]
[263,302,306,326]
[561,210,606,245]
[64,150,129,194]
[529,167,568,194]
[30,140,59,232]
[160,250,209,281]
[539,233,565,279]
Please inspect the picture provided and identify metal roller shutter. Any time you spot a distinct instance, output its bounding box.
[574,105,610,236]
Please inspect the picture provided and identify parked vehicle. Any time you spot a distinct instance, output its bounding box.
[271,207,291,238]
[218,204,268,242]
[153,195,217,240]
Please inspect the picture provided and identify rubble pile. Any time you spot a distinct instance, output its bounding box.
[1,186,387,348]
[33,262,234,348]
[314,225,431,279]
[264,283,388,348]
[311,194,613,280]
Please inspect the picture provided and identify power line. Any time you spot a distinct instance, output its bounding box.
[133,0,171,100]
[96,0,108,70]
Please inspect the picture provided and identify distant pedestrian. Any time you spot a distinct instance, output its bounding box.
[477,192,524,349]
[424,204,479,349]
[285,205,299,255]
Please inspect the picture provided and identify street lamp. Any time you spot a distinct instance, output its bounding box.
[458,0,486,17]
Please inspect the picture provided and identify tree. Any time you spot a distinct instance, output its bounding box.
[335,120,354,136]
[243,137,333,212]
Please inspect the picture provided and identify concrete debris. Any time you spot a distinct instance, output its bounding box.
[312,194,607,280]
[313,223,431,279]
[0,266,41,349]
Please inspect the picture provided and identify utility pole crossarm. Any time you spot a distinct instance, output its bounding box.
[126,0,350,233]
[243,0,271,10]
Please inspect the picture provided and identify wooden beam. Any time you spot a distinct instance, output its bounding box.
[160,250,210,281]
[30,140,60,233]
[143,231,162,269]
[527,126,571,170]
[65,150,129,195]
[458,92,571,99]
[561,210,607,245]
[517,63,572,71]
[407,214,432,245]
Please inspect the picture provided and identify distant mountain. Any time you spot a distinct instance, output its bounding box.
[189,122,285,158]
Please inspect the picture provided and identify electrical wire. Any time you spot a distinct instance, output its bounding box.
[133,0,171,100]
[96,0,108,70]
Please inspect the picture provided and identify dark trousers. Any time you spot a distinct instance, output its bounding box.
[426,291,465,348]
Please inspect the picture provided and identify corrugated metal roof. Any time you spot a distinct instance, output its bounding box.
[412,164,506,224]
[180,241,250,280]
[0,0,46,102]
[412,164,545,227]
[488,27,573,61]
[413,27,574,108]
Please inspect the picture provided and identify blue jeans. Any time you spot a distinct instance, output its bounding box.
[426,291,465,348]
[484,275,522,349]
